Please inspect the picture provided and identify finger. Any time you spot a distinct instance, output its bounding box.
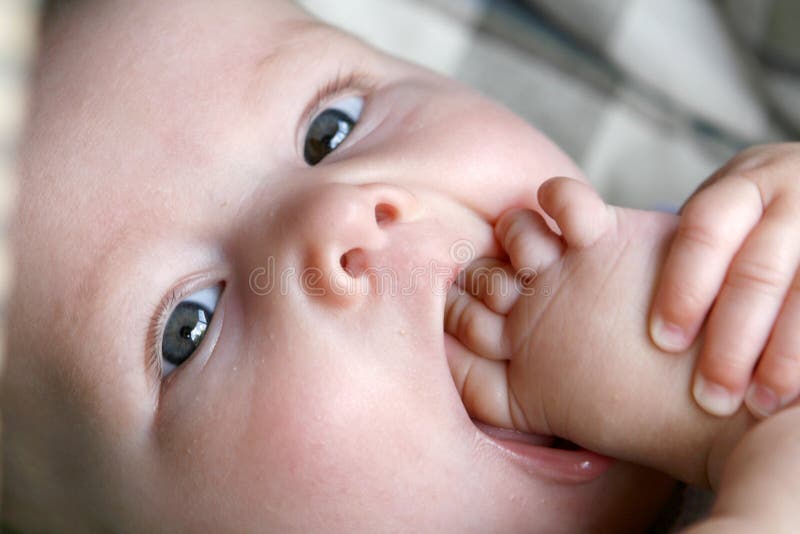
[651,176,763,352]
[747,269,800,418]
[537,177,612,248]
[458,258,520,315]
[444,334,515,429]
[445,284,509,360]
[495,208,563,274]
[694,197,800,416]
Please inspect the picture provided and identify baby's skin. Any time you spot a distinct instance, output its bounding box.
[446,174,800,528]
[5,0,797,530]
[445,177,755,488]
[447,172,800,525]
[4,1,680,531]
[651,143,800,419]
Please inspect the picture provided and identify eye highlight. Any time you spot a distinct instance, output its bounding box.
[304,95,364,165]
[160,285,222,378]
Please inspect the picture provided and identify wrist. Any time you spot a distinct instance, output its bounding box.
[704,410,754,490]
[706,405,800,528]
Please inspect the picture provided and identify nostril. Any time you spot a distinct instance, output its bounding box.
[340,248,368,277]
[375,203,398,226]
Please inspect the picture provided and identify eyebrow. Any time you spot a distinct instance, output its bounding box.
[76,219,225,386]
[252,18,330,73]
[74,219,153,329]
[245,19,347,107]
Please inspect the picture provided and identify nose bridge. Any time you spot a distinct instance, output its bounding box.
[304,182,381,248]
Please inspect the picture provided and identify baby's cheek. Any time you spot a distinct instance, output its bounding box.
[153,382,366,527]
[380,82,582,218]
[171,364,423,525]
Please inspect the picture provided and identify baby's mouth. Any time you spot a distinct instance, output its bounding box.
[442,348,616,483]
[471,418,616,484]
[473,420,583,451]
[472,420,555,447]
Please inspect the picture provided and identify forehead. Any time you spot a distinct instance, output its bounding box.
[30,0,335,195]
[21,0,370,288]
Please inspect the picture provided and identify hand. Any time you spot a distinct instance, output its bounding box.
[445,177,749,486]
[650,143,800,418]
[444,177,615,435]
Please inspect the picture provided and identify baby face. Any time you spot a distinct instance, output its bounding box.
[10,0,674,531]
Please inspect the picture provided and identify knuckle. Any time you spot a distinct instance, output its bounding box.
[729,146,775,173]
[502,217,524,251]
[494,216,509,241]
[662,281,706,320]
[458,304,483,349]
[677,215,728,251]
[479,265,508,298]
[760,351,800,393]
[445,293,468,335]
[448,352,468,391]
[504,220,532,261]
[484,290,506,311]
[459,358,478,398]
[464,266,485,295]
[725,258,788,296]
[702,351,753,389]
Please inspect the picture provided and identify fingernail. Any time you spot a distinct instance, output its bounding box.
[693,375,740,416]
[745,383,779,419]
[651,316,687,352]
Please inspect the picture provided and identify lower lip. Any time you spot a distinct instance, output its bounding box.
[475,421,616,484]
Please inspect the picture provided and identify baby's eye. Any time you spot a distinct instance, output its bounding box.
[161,285,221,376]
[303,95,364,166]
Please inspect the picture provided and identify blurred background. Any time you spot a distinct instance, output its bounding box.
[299,0,799,210]
[1,0,39,505]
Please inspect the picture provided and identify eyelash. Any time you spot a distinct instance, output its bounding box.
[301,69,376,137]
[145,278,221,391]
[144,286,183,388]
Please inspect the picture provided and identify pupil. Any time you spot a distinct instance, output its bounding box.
[162,302,213,366]
[304,109,355,165]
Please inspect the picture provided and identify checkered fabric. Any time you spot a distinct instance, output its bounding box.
[0,0,35,357]
[300,0,798,210]
[1,0,38,509]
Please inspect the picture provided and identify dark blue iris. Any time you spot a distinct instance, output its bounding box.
[162,301,213,366]
[304,109,355,165]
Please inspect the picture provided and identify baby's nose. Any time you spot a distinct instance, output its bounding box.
[295,182,418,304]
